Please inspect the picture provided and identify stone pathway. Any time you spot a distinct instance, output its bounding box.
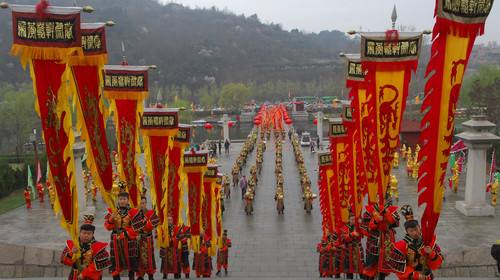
[0,138,500,278]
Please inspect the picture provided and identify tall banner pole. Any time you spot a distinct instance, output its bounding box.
[343,54,372,205]
[169,125,191,226]
[68,22,115,208]
[184,150,208,252]
[140,108,179,247]
[360,31,424,206]
[419,0,495,245]
[7,3,85,249]
[318,152,335,235]
[203,163,218,256]
[103,64,150,207]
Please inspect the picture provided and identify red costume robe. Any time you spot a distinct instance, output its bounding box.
[317,240,333,277]
[216,238,232,271]
[60,240,111,280]
[24,190,31,209]
[36,183,44,202]
[104,206,143,276]
[177,226,191,275]
[360,203,400,277]
[340,224,364,274]
[194,236,212,277]
[389,235,443,280]
[137,209,160,276]
[160,224,179,275]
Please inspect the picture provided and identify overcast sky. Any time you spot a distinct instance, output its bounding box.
[162,0,500,43]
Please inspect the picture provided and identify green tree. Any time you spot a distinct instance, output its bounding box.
[461,65,500,107]
[0,83,39,155]
[218,83,250,109]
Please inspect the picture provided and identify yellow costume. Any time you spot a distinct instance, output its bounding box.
[393,152,399,168]
[401,144,407,160]
[412,159,419,180]
[451,162,459,193]
[390,175,398,200]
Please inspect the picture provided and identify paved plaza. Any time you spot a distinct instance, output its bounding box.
[0,139,499,278]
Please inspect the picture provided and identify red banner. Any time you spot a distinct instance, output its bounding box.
[168,125,190,226]
[187,171,203,244]
[115,99,140,206]
[318,152,335,234]
[202,181,213,238]
[71,65,114,207]
[419,0,494,245]
[215,174,223,240]
[184,151,208,251]
[329,120,350,226]
[360,31,423,205]
[344,54,369,214]
[32,59,78,240]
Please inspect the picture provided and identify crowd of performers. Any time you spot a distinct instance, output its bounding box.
[60,183,232,280]
[317,202,443,279]
[24,175,59,210]
[274,129,285,215]
[290,132,317,213]
[231,130,258,188]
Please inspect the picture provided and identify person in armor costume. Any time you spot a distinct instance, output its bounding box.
[160,217,179,279]
[360,198,400,280]
[244,187,254,215]
[193,233,212,278]
[340,212,364,279]
[389,205,443,280]
[177,225,192,278]
[48,181,56,209]
[137,192,160,280]
[303,185,316,213]
[104,182,144,280]
[61,212,111,280]
[274,186,285,214]
[328,231,342,278]
[216,230,232,276]
[24,187,32,209]
[317,236,333,277]
[222,174,231,199]
[36,182,45,203]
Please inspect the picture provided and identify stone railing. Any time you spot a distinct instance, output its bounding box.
[1,242,499,278]
[0,243,70,278]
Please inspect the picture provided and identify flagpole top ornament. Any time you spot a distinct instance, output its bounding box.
[0,2,9,9]
[105,20,116,27]
[82,5,94,13]
[391,5,397,29]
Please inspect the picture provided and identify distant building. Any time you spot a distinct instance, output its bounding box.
[400,119,421,147]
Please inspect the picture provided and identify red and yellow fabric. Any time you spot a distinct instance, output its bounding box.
[342,105,363,220]
[419,0,494,245]
[67,23,114,208]
[104,65,150,207]
[140,108,179,247]
[329,120,350,226]
[344,54,372,206]
[360,31,423,205]
[202,165,218,256]
[8,4,83,248]
[169,125,191,227]
[215,173,223,248]
[184,151,208,252]
[318,152,335,235]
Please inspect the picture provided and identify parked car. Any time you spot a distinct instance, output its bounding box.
[300,132,311,147]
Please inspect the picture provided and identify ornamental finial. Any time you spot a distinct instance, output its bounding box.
[391,5,398,30]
